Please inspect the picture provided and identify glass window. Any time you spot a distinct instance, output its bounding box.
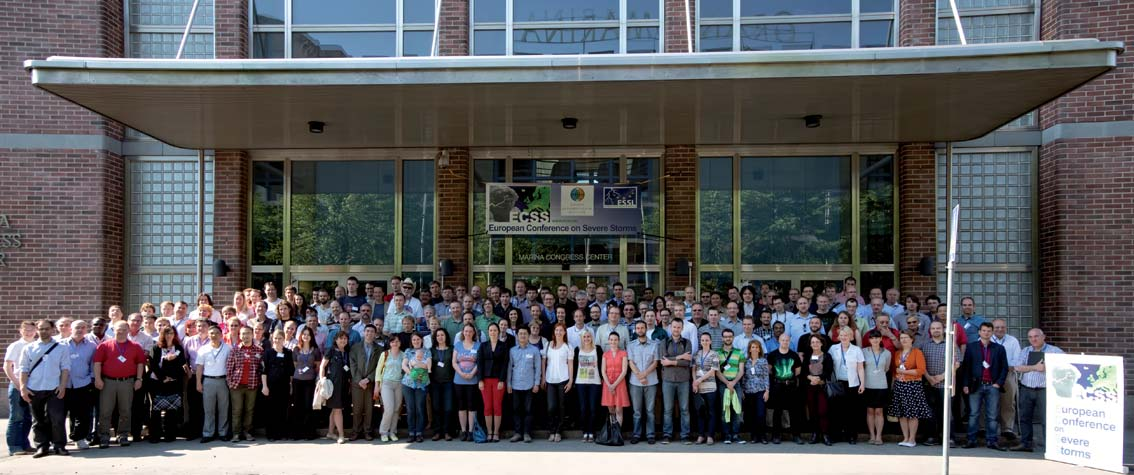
[252,0,284,24]
[473,160,506,266]
[626,272,661,297]
[627,27,660,54]
[700,25,733,52]
[292,0,395,25]
[292,32,395,58]
[253,32,285,58]
[862,0,894,13]
[513,28,619,55]
[290,161,396,266]
[403,161,435,266]
[741,23,852,51]
[742,0,851,16]
[860,20,894,48]
[403,31,436,57]
[627,158,660,265]
[859,272,894,295]
[700,272,735,293]
[511,159,620,265]
[739,157,851,264]
[403,0,435,24]
[252,162,284,266]
[474,0,506,22]
[699,157,733,265]
[474,30,507,55]
[860,155,894,264]
[513,0,619,22]
[627,0,659,19]
[700,0,733,18]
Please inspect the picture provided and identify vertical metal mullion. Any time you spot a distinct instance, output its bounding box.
[284,0,293,58]
[123,0,132,57]
[469,0,476,54]
[619,0,627,53]
[732,0,741,52]
[505,0,514,56]
[731,153,741,288]
[1029,147,1040,328]
[657,0,665,52]
[282,158,292,287]
[394,158,404,277]
[657,154,666,292]
[396,0,405,56]
[891,151,900,280]
[619,155,628,286]
[850,153,862,282]
[851,0,861,48]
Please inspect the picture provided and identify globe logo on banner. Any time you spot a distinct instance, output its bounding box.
[570,187,586,202]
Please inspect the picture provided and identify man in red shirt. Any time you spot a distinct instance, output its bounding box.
[225,327,262,442]
[92,321,145,449]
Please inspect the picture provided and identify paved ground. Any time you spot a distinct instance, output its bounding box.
[0,433,1130,475]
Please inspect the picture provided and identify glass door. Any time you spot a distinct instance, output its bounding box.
[738,273,847,300]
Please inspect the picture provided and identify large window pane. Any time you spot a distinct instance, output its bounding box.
[253,0,284,24]
[252,162,284,266]
[292,32,395,58]
[739,157,851,264]
[627,27,660,54]
[474,0,506,22]
[627,0,660,19]
[699,157,733,265]
[403,161,435,266]
[403,31,435,57]
[741,23,851,51]
[700,0,733,18]
[741,0,851,16]
[700,25,733,52]
[627,158,660,265]
[253,32,285,58]
[512,158,619,182]
[860,20,894,48]
[513,0,619,22]
[513,28,619,55]
[290,161,395,265]
[292,0,395,25]
[473,160,506,266]
[474,30,507,55]
[403,0,435,24]
[862,0,895,13]
[700,272,734,293]
[513,236,619,265]
[861,155,894,264]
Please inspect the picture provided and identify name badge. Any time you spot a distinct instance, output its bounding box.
[810,356,819,361]
[724,364,732,371]
[437,362,445,367]
[899,365,906,371]
[276,352,285,358]
[964,322,971,329]
[525,354,533,359]
[300,367,309,373]
[749,366,756,375]
[982,360,990,369]
[343,365,350,372]
[71,353,79,359]
[117,355,127,363]
[873,369,882,374]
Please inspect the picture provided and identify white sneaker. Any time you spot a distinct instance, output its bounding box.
[76,440,90,450]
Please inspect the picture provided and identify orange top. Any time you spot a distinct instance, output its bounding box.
[891,347,926,382]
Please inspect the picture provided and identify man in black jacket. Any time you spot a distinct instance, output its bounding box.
[959,322,1009,450]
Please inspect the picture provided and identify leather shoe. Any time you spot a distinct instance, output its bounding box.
[962,441,979,449]
[989,444,1008,452]
[771,436,781,444]
[809,434,818,444]
[822,436,832,446]
[1009,444,1033,452]
[32,447,50,458]
[793,436,804,445]
[54,447,70,456]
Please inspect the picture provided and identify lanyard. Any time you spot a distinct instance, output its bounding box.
[900,351,910,366]
[115,341,128,359]
[871,349,883,369]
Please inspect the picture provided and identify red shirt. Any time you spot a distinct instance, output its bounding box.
[93,339,147,379]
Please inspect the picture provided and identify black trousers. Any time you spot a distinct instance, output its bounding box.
[185,381,203,439]
[290,379,317,439]
[148,395,182,442]
[265,381,290,439]
[30,390,66,449]
[511,390,533,436]
[546,382,567,434]
[770,383,801,436]
[131,383,150,438]
[64,384,96,442]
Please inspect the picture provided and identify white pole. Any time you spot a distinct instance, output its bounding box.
[683,0,693,53]
[942,141,961,475]
[947,0,968,45]
[176,0,202,59]
[431,0,443,56]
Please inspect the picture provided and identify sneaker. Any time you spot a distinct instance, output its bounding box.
[923,438,938,446]
[510,434,523,443]
[389,434,399,442]
[682,437,693,445]
[661,436,671,445]
[647,437,656,445]
[898,441,911,447]
[1008,444,1033,452]
[723,438,732,445]
[523,434,532,443]
[630,436,640,444]
[380,434,390,442]
[76,440,90,450]
[118,436,130,447]
[706,437,714,446]
[737,438,747,445]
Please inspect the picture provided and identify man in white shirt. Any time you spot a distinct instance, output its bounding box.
[5,320,37,455]
[566,306,594,350]
[882,288,905,318]
[992,318,1022,441]
[388,279,424,320]
[1010,328,1062,452]
[768,297,792,327]
[195,326,232,443]
[19,320,72,457]
[263,282,282,319]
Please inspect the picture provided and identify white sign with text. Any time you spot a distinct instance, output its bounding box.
[1044,353,1126,473]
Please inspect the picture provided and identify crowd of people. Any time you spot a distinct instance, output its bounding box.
[4,275,1060,458]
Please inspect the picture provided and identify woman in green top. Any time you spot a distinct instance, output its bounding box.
[402,333,432,443]
[373,336,404,442]
[430,328,455,441]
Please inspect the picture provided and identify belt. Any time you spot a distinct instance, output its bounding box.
[203,375,225,379]
[980,381,994,385]
[1022,385,1045,390]
[104,376,135,381]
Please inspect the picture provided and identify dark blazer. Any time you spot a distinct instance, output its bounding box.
[348,341,382,384]
[477,339,511,383]
[959,340,1009,390]
[148,344,187,395]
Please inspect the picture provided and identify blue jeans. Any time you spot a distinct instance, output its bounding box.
[661,380,690,439]
[7,385,32,453]
[694,389,721,438]
[403,386,428,436]
[628,384,657,438]
[967,384,1000,444]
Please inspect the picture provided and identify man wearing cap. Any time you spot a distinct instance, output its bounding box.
[387,278,424,320]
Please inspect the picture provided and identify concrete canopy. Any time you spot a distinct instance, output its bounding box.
[25,39,1121,150]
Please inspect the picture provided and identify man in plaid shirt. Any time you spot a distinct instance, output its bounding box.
[225,327,262,442]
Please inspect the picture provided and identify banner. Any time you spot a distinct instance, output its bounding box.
[485,183,642,236]
[1044,353,1126,473]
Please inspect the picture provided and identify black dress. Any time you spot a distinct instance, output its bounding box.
[324,347,352,410]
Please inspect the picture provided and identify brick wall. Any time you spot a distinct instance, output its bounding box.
[212,151,249,297]
[438,0,470,56]
[664,0,696,53]
[436,148,470,287]
[897,144,937,298]
[215,0,249,59]
[663,145,696,292]
[899,0,936,47]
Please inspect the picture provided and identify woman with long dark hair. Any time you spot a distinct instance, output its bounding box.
[290,326,322,440]
[802,334,834,445]
[429,328,455,441]
[477,322,508,442]
[148,327,186,442]
[453,323,481,441]
[320,331,352,443]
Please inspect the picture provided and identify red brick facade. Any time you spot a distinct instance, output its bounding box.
[436,148,471,288]
[215,0,249,59]
[898,0,936,47]
[897,144,937,298]
[662,146,697,292]
[438,0,470,57]
[212,151,250,297]
[664,0,696,53]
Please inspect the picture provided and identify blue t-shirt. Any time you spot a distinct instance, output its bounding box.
[453,341,480,385]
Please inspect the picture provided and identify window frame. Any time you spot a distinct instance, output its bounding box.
[470,0,665,55]
[696,0,898,52]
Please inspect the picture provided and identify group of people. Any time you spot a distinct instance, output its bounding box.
[4,275,1059,457]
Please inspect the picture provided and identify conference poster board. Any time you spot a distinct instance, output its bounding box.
[1045,353,1126,473]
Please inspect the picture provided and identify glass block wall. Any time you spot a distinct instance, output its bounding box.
[125,157,215,312]
[128,0,215,59]
[936,150,1035,340]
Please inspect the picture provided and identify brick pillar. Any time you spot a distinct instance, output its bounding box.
[436,148,470,287]
[897,144,937,298]
[664,0,695,53]
[898,0,936,47]
[438,0,470,56]
[213,151,249,297]
[215,0,249,59]
[1039,0,1134,396]
[663,145,696,292]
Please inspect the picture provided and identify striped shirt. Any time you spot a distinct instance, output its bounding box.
[1016,344,1062,389]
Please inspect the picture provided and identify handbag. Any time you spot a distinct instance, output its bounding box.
[595,414,624,446]
[152,393,183,411]
[471,419,488,443]
[825,380,846,398]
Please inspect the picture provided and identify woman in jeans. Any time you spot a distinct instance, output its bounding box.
[802,334,834,445]
[827,326,866,444]
[374,336,405,442]
[741,340,770,444]
[542,323,573,442]
[572,330,603,442]
[402,333,432,443]
[477,322,509,442]
[692,332,721,445]
[453,324,480,441]
[290,326,322,440]
[429,328,454,441]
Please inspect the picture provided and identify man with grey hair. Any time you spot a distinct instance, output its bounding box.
[54,317,73,342]
[991,318,1021,442]
[1010,328,1062,452]
[62,320,97,449]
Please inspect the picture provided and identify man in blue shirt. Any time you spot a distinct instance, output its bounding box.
[19,320,72,457]
[325,312,362,349]
[507,328,542,443]
[62,320,97,450]
[957,297,986,343]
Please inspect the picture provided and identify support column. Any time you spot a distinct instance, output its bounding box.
[436,148,470,287]
[663,145,697,292]
[897,144,937,298]
[213,151,250,297]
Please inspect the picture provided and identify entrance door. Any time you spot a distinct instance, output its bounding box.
[511,273,619,293]
[738,273,845,300]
